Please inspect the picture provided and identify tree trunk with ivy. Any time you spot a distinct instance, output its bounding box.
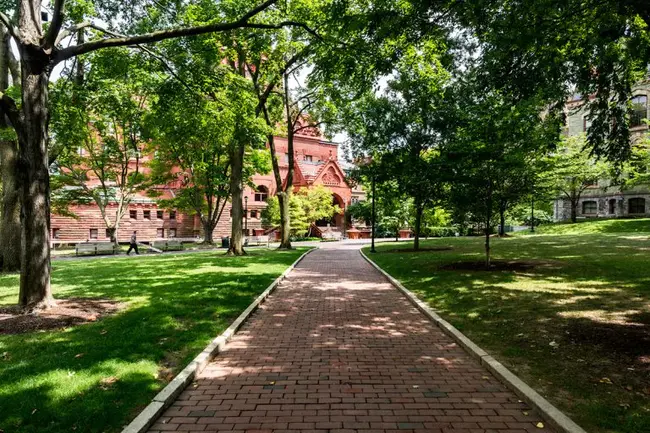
[227,142,246,255]
[0,24,20,273]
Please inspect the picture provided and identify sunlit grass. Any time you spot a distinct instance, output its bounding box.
[365,233,650,433]
[522,217,650,235]
[0,249,307,433]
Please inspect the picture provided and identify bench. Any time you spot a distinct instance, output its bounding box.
[321,231,342,241]
[246,235,270,246]
[75,242,117,256]
[152,239,184,252]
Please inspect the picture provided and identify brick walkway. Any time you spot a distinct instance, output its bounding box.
[149,245,555,433]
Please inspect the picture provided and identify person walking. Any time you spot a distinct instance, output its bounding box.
[127,231,139,255]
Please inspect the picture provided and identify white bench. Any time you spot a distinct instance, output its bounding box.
[75,242,117,256]
[246,235,270,246]
[321,231,342,241]
[152,239,184,252]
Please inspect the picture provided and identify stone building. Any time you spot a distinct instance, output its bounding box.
[50,130,352,244]
[553,81,650,221]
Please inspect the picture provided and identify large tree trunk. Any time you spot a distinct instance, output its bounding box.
[277,191,292,249]
[0,23,20,272]
[0,139,20,272]
[203,220,215,244]
[485,185,493,270]
[570,200,578,223]
[498,206,506,236]
[18,60,54,308]
[106,226,117,245]
[228,142,245,255]
[413,200,423,251]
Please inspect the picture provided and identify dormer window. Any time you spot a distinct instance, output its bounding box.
[254,186,268,202]
[631,95,648,127]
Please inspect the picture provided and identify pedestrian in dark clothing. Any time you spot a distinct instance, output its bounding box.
[127,231,139,255]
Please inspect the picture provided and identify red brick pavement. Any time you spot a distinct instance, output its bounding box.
[148,245,555,433]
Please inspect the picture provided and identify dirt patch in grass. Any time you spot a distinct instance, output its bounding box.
[385,246,453,253]
[439,259,559,272]
[0,298,123,335]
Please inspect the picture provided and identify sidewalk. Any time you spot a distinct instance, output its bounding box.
[148,244,554,433]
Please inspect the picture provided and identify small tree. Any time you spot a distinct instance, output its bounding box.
[543,134,611,223]
[51,49,152,245]
[262,185,341,236]
[447,79,560,267]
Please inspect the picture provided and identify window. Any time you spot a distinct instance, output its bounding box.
[89,228,98,240]
[583,115,592,132]
[143,210,151,220]
[52,228,61,239]
[351,197,359,204]
[250,210,258,219]
[629,197,646,214]
[609,199,616,215]
[582,201,597,215]
[631,95,648,127]
[304,155,313,162]
[130,210,137,219]
[283,153,289,163]
[254,186,268,202]
[157,228,165,238]
[169,228,177,238]
[157,210,164,219]
[169,210,176,220]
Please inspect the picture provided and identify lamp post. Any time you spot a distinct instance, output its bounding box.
[244,195,248,236]
[530,182,535,233]
[371,173,376,253]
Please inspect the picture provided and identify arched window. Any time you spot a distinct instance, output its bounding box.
[608,199,616,215]
[631,95,648,127]
[582,201,597,215]
[254,185,268,202]
[629,198,646,214]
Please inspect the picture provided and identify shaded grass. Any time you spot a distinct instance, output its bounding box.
[0,248,307,433]
[365,234,650,433]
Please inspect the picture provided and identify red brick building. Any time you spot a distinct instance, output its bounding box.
[50,131,352,244]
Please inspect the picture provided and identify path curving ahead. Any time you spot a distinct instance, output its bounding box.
[148,244,555,433]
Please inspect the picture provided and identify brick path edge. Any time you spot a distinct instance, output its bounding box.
[120,247,316,433]
[359,248,588,433]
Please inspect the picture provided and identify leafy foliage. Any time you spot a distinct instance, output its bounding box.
[262,185,341,235]
[50,48,156,240]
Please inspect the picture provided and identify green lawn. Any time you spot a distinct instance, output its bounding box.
[365,232,650,433]
[529,217,650,235]
[0,248,307,433]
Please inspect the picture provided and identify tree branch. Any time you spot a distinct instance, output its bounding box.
[0,92,22,134]
[53,1,320,64]
[55,21,91,45]
[0,11,17,40]
[45,0,66,48]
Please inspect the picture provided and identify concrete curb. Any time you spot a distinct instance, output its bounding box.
[121,248,316,433]
[359,249,587,433]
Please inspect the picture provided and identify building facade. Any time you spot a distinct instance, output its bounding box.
[554,82,650,221]
[50,131,353,244]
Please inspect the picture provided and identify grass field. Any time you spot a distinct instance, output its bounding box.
[365,227,650,433]
[528,217,650,235]
[0,248,307,433]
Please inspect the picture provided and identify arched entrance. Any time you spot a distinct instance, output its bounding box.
[315,193,345,229]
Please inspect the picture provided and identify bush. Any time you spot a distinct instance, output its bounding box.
[422,226,457,237]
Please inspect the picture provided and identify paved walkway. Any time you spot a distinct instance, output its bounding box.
[149,245,554,433]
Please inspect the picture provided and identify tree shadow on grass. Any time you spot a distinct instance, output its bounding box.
[368,235,650,433]
[0,249,306,433]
